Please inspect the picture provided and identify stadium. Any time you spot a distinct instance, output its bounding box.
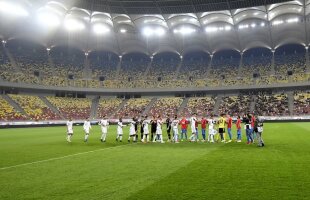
[0,0,309,199]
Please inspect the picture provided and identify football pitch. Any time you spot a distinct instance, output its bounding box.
[0,122,310,200]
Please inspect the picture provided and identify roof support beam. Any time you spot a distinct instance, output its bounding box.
[227,0,243,52]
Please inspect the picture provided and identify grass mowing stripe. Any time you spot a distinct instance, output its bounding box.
[0,143,133,170]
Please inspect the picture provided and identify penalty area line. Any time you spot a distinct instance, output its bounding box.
[0,144,132,171]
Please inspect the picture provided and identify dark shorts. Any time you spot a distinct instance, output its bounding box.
[219,128,224,134]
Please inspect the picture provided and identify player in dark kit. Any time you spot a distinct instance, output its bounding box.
[150,116,157,141]
[166,115,172,142]
[140,117,144,142]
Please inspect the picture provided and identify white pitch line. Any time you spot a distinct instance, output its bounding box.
[0,144,132,171]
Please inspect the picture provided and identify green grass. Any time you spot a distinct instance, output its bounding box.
[0,123,310,200]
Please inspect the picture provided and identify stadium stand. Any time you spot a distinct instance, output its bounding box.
[148,97,183,117]
[9,94,61,120]
[255,92,290,116]
[0,96,27,121]
[97,98,123,118]
[115,98,151,118]
[218,95,252,116]
[183,96,216,117]
[293,91,310,115]
[46,97,91,120]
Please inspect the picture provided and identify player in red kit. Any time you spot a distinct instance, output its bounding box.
[226,114,233,142]
[200,117,207,142]
[180,116,188,141]
[251,114,256,143]
[236,116,242,142]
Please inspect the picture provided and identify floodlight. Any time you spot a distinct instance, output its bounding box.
[142,27,153,37]
[64,18,85,31]
[224,26,231,31]
[251,23,256,28]
[260,22,265,27]
[174,27,196,35]
[286,18,298,23]
[155,27,165,36]
[37,12,60,28]
[205,27,218,33]
[46,48,50,51]
[120,29,127,33]
[142,27,165,37]
[0,1,28,17]
[93,24,110,35]
[272,20,283,26]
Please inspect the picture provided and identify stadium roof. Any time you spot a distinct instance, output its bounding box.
[0,0,309,56]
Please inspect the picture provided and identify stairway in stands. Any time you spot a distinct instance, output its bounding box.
[39,96,65,119]
[110,99,128,118]
[90,96,99,119]
[213,94,223,115]
[174,59,183,79]
[287,91,294,115]
[141,97,157,117]
[177,97,189,116]
[2,94,28,117]
[3,48,20,71]
[250,95,257,113]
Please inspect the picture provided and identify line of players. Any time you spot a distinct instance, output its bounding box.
[66,113,264,146]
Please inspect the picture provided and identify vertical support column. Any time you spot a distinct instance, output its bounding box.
[270,49,275,75]
[174,55,183,79]
[116,55,122,77]
[238,52,243,77]
[305,46,309,73]
[206,54,213,78]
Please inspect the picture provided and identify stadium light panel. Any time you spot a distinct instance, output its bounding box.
[142,27,153,37]
[37,12,60,28]
[205,27,218,33]
[0,1,28,17]
[93,24,110,35]
[174,27,196,35]
[64,19,85,31]
[238,24,248,29]
[142,27,165,37]
[286,18,299,23]
[272,20,283,26]
[224,26,231,31]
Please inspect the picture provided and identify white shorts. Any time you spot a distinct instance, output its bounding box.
[209,129,216,135]
[191,125,196,133]
[67,128,73,134]
[117,130,123,135]
[84,129,90,134]
[129,131,136,136]
[156,129,162,135]
[101,127,107,134]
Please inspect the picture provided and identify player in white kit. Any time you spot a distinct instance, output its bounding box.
[142,116,150,143]
[116,118,126,142]
[99,116,109,142]
[172,115,180,143]
[128,118,137,143]
[66,118,73,142]
[208,115,216,143]
[153,115,164,143]
[189,113,198,142]
[83,118,92,142]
